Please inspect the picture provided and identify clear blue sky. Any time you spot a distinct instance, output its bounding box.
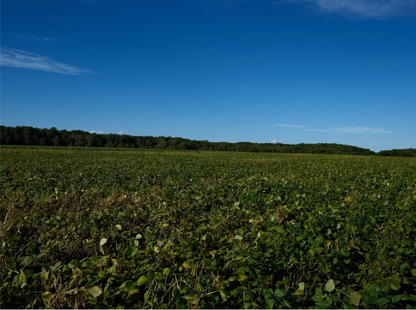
[1,0,415,152]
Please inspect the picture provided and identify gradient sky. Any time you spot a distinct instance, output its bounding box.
[1,0,415,152]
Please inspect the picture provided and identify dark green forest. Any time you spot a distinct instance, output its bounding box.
[1,125,414,156]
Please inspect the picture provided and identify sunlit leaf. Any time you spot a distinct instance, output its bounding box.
[325,279,335,292]
[87,286,102,298]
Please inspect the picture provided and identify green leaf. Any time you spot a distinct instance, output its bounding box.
[391,295,401,303]
[173,287,181,300]
[87,286,102,298]
[274,288,285,298]
[316,299,332,309]
[283,299,292,308]
[350,291,361,306]
[376,297,390,307]
[234,235,243,241]
[265,298,274,309]
[163,268,170,276]
[130,247,138,257]
[263,288,273,299]
[382,283,391,292]
[137,275,149,286]
[312,288,325,302]
[325,279,335,292]
[411,269,416,277]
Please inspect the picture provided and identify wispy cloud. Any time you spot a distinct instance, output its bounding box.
[287,0,416,18]
[90,130,104,134]
[274,123,305,128]
[10,34,58,41]
[39,36,56,41]
[332,126,391,134]
[270,139,284,143]
[0,46,92,75]
[307,129,330,132]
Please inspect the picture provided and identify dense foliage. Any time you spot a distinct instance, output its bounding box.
[0,125,377,155]
[378,149,416,157]
[1,147,416,309]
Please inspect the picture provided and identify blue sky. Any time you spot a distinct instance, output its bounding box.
[1,0,415,152]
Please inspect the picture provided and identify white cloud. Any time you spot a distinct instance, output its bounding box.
[0,46,92,75]
[274,123,305,128]
[332,126,392,134]
[90,130,104,134]
[289,0,416,18]
[118,131,126,134]
[270,139,284,143]
[307,129,330,132]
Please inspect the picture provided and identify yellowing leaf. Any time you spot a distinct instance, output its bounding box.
[210,250,217,258]
[87,286,102,298]
[99,238,107,246]
[350,291,361,306]
[72,268,83,279]
[234,235,243,241]
[295,290,304,295]
[238,274,248,281]
[115,224,122,230]
[137,275,149,286]
[42,291,54,303]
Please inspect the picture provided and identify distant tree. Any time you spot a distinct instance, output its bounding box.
[53,135,60,146]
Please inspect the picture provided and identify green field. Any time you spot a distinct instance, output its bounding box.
[1,147,416,308]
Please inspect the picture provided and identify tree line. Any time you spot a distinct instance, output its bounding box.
[377,148,416,157]
[0,125,411,156]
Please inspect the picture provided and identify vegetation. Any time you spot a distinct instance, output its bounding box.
[378,149,416,157]
[0,125,377,155]
[1,146,416,308]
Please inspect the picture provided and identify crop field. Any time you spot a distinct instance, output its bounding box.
[1,146,416,309]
